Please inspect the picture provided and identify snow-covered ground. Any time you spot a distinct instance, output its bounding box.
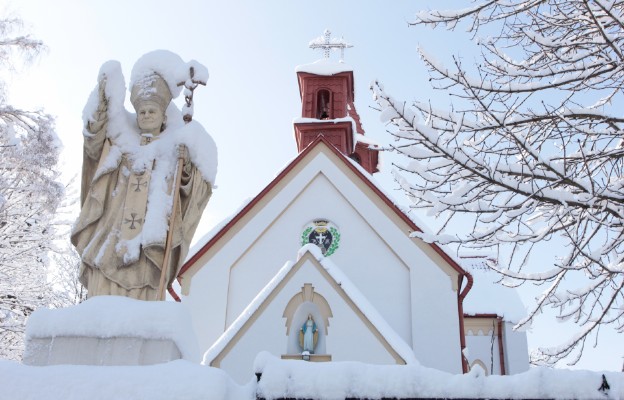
[1,352,621,400]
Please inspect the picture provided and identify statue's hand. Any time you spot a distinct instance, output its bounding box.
[87,77,108,133]
[178,144,191,173]
[96,76,108,113]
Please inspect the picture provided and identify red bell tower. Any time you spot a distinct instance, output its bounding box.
[293,30,380,175]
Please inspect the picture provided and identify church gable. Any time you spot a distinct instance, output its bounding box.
[204,248,416,383]
[179,138,470,375]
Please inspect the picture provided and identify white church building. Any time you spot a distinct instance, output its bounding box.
[176,48,529,384]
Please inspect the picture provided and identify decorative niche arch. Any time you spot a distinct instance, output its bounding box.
[470,359,489,376]
[283,283,333,355]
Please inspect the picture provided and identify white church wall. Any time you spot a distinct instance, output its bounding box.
[409,263,462,373]
[217,260,400,384]
[503,322,530,375]
[184,252,231,353]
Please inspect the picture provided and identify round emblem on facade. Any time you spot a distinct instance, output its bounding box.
[301,219,340,256]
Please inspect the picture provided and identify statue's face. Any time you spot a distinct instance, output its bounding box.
[136,101,165,134]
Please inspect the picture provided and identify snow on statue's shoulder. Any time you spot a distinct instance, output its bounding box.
[295,58,353,75]
[25,296,200,361]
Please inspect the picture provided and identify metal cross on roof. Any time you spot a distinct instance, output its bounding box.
[309,29,353,61]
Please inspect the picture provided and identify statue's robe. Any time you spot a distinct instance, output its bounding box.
[71,121,212,300]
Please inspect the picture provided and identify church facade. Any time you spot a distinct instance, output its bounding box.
[177,46,529,383]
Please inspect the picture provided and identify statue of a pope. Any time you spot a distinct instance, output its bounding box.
[71,51,217,300]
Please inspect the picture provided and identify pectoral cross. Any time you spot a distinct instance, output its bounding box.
[132,177,148,192]
[124,212,142,230]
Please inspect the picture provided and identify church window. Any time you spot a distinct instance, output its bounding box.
[316,89,331,119]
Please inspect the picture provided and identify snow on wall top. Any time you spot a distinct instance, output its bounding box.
[254,352,622,400]
[25,296,200,361]
[295,59,353,75]
[202,245,418,366]
[462,258,527,323]
[2,353,622,400]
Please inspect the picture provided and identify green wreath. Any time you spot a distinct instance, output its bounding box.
[325,227,340,256]
[301,227,314,247]
[300,226,340,256]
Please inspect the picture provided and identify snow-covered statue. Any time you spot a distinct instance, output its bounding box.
[71,51,217,301]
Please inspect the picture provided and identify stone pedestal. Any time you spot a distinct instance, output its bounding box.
[23,296,200,366]
[25,336,182,366]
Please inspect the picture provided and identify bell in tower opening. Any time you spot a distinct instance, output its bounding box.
[316,89,331,119]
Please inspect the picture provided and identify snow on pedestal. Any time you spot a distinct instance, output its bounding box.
[23,296,200,366]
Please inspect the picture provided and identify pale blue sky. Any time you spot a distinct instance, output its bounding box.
[8,0,621,371]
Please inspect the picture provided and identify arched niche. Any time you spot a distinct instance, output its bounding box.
[283,284,333,355]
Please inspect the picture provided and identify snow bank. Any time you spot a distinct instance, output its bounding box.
[255,352,623,400]
[0,359,254,400]
[25,296,200,361]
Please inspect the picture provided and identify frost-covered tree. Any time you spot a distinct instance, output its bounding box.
[373,0,624,366]
[0,17,65,361]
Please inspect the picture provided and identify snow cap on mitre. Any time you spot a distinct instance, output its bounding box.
[130,73,172,112]
[129,50,185,112]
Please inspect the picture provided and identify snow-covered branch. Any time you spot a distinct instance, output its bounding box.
[0,16,73,362]
[375,0,624,366]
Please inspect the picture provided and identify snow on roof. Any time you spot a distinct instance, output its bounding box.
[254,352,623,400]
[203,245,418,366]
[295,58,353,75]
[26,296,200,361]
[461,258,527,324]
[0,359,252,400]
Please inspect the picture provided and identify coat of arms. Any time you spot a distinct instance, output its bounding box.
[301,219,340,256]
